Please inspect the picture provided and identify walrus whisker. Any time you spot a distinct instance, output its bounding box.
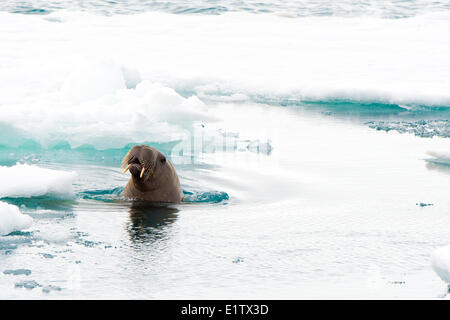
[145,169,153,181]
[140,167,146,178]
[121,150,134,169]
[121,158,128,170]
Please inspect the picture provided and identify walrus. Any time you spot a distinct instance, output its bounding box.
[121,145,184,203]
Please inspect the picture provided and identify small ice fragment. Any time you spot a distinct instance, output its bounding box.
[15,280,41,290]
[416,202,433,207]
[42,285,62,294]
[3,269,32,276]
[232,257,244,264]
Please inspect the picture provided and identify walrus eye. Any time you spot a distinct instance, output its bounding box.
[160,156,166,163]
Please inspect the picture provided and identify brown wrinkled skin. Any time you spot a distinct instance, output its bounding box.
[121,145,183,203]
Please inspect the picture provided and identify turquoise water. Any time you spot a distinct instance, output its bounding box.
[0,1,450,299]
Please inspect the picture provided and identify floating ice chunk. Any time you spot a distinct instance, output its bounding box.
[135,81,217,126]
[0,164,76,199]
[42,285,62,294]
[0,77,216,150]
[427,151,450,165]
[416,202,433,207]
[15,280,41,290]
[0,202,32,236]
[432,245,450,284]
[249,139,273,155]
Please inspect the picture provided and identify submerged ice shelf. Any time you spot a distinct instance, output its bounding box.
[366,120,450,138]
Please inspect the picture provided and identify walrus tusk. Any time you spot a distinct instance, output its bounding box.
[140,167,146,178]
[122,164,130,174]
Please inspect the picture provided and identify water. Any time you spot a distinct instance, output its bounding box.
[2,0,450,17]
[0,1,450,299]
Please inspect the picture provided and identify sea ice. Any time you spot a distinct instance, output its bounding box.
[432,245,450,284]
[0,164,76,199]
[0,202,32,236]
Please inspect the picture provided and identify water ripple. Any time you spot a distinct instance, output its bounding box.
[2,0,449,18]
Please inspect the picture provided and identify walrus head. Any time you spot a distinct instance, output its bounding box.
[121,145,183,202]
[121,145,167,183]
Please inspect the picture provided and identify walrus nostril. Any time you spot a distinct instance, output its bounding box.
[129,157,140,165]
